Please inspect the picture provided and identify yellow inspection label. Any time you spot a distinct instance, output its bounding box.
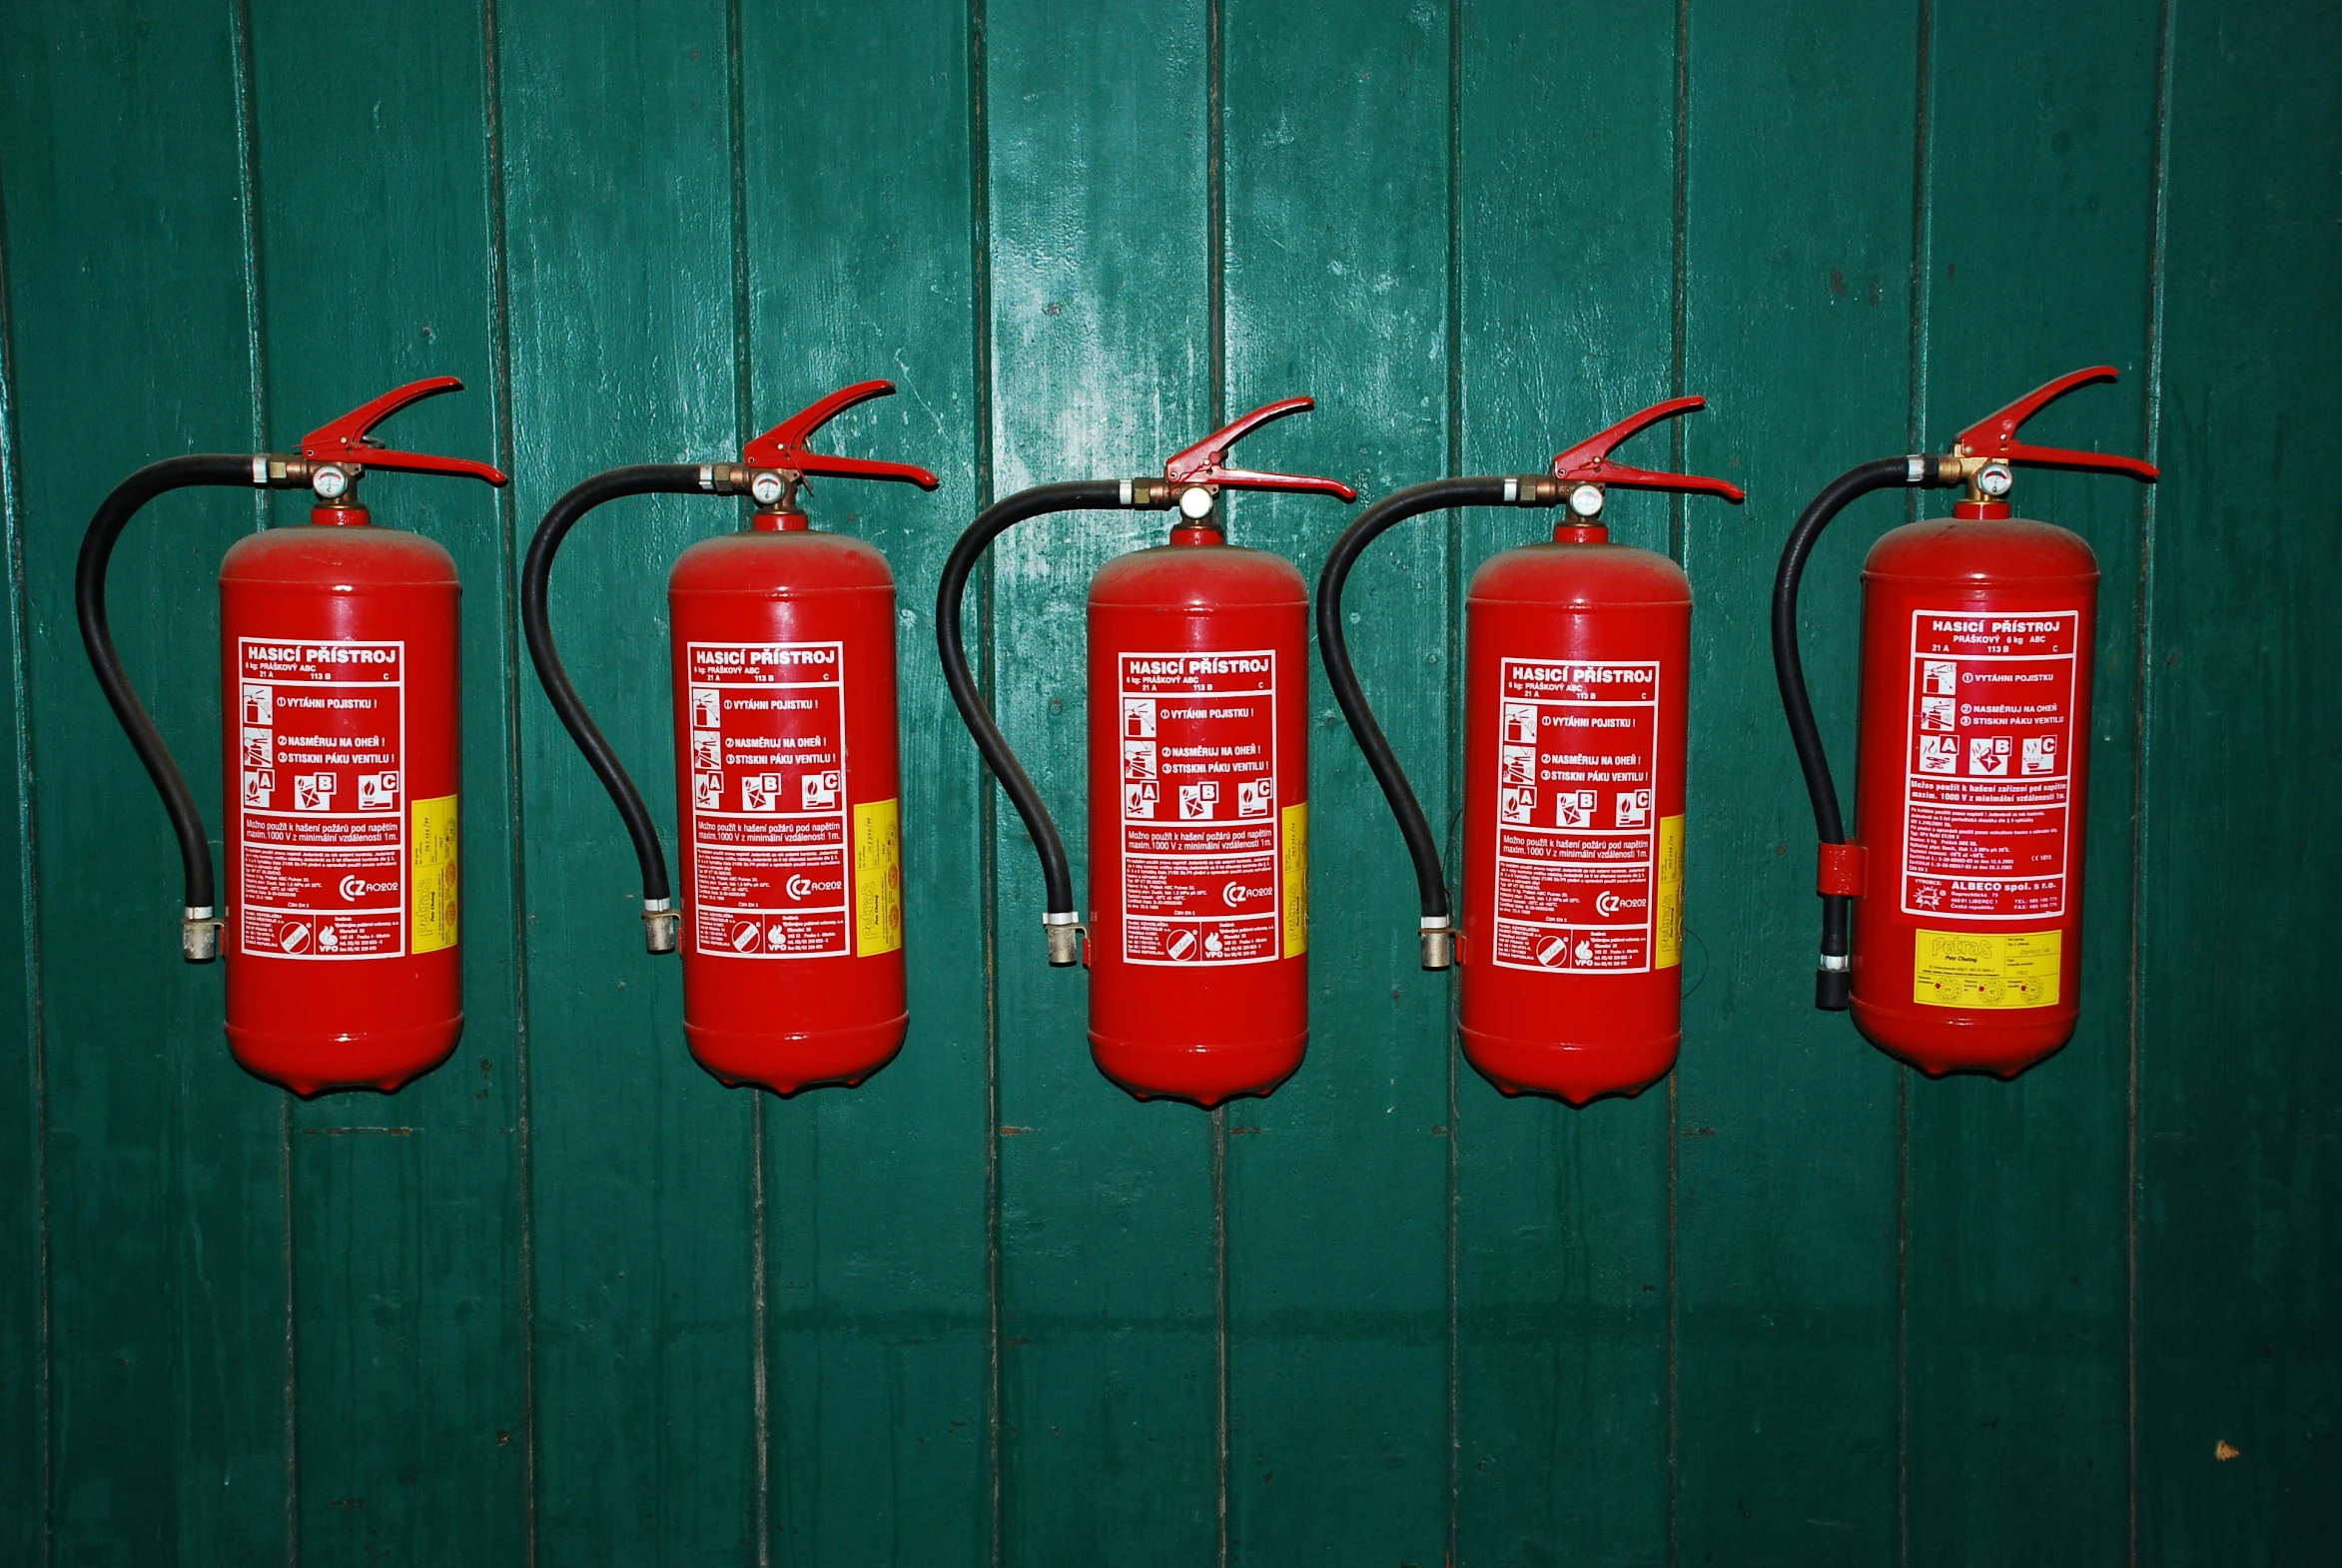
[1654,814,1685,969]
[853,798,903,957]
[1281,802,1308,958]
[1912,928,2060,1009]
[410,794,458,955]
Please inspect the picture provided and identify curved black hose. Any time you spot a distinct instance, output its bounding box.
[521,464,707,907]
[76,453,270,936]
[1317,477,1508,935]
[936,480,1128,946]
[1771,453,1958,1009]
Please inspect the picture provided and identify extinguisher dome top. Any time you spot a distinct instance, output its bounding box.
[1159,396,1357,501]
[222,514,458,586]
[670,525,895,596]
[740,380,940,491]
[1091,536,1306,609]
[1469,536,1690,607]
[1863,513,2100,583]
[1950,365,2159,484]
[1547,394,1746,504]
[299,376,508,487]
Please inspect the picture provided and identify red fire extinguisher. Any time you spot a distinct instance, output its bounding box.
[1772,367,2157,1076]
[522,381,935,1095]
[78,377,506,1096]
[937,398,1354,1106]
[1319,396,1743,1105]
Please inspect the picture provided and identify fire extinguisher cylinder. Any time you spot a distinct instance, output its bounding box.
[937,398,1355,1107]
[1772,367,2157,1077]
[522,381,936,1096]
[78,377,507,1096]
[1320,396,1743,1107]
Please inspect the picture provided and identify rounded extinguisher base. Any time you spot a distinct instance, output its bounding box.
[1849,1002,2076,1081]
[1088,1031,1307,1111]
[228,1015,464,1100]
[687,1014,910,1098]
[1460,1029,1677,1109]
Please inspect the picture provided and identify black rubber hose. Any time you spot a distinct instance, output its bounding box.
[521,464,708,906]
[1771,452,1958,1009]
[1317,476,1508,930]
[76,453,272,931]
[936,480,1128,937]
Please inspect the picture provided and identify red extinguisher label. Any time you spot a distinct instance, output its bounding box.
[235,638,406,960]
[1901,611,2076,919]
[1117,650,1284,966]
[1491,658,1663,973]
[685,641,852,959]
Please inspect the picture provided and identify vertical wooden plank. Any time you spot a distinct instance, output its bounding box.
[1450,2,1680,1560]
[736,2,991,1561]
[242,1,529,1557]
[0,4,293,1562]
[2140,2,2342,1558]
[496,1,759,1559]
[0,131,47,1568]
[1216,0,1450,1561]
[1675,3,1918,1561]
[982,2,1218,1560]
[1903,5,2160,1563]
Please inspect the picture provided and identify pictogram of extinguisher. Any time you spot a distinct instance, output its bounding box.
[522,381,936,1095]
[937,399,1355,1107]
[1319,396,1744,1105]
[77,377,507,1096]
[1771,367,2157,1076]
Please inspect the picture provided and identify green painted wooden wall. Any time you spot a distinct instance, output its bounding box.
[1,2,2334,1563]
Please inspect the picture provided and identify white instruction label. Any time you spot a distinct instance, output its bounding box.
[1118,649,1283,966]
[686,640,852,959]
[1901,610,2077,919]
[236,638,405,960]
[1491,657,1661,973]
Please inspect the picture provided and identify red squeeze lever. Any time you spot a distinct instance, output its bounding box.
[1953,365,2160,482]
[1549,394,1747,503]
[743,379,940,489]
[300,376,507,485]
[1163,396,1358,500]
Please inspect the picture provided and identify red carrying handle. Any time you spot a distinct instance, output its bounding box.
[1952,366,2159,482]
[741,380,940,489]
[1162,397,1357,500]
[300,376,507,485]
[1549,394,1745,502]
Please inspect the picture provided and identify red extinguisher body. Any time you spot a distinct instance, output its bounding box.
[1086,530,1309,1106]
[220,507,463,1097]
[1850,511,2097,1076]
[668,515,907,1094]
[1460,529,1689,1104]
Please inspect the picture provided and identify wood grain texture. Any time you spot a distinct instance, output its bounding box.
[2141,1,2342,1558]
[738,1,991,1560]
[0,3,293,1561]
[1453,3,1681,1562]
[1676,2,1920,1561]
[244,0,530,1557]
[495,0,759,1559]
[1906,5,2160,1563]
[0,57,43,1565]
[981,4,1219,1561]
[0,1,2332,1562]
[1218,0,1453,1562]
